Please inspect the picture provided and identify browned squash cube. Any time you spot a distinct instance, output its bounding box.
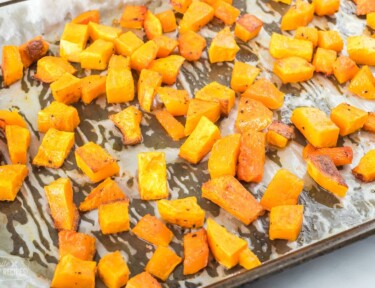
[145,246,182,281]
[109,106,142,145]
[157,87,190,116]
[130,40,158,71]
[2,45,23,86]
[295,27,319,48]
[114,31,144,57]
[80,75,106,104]
[18,36,49,68]
[332,56,360,84]
[209,27,240,63]
[230,61,260,93]
[318,30,343,52]
[235,14,263,42]
[364,112,375,133]
[138,69,162,112]
[0,164,28,201]
[99,200,130,234]
[156,10,177,33]
[212,0,240,25]
[80,39,114,70]
[5,125,30,164]
[330,103,368,136]
[148,55,185,85]
[183,229,209,275]
[348,66,375,100]
[34,56,76,83]
[50,72,82,105]
[312,48,337,75]
[120,5,147,29]
[179,1,214,33]
[274,56,315,83]
[154,109,185,141]
[58,230,96,261]
[269,205,304,241]
[178,30,207,62]
[98,251,130,288]
[352,149,375,182]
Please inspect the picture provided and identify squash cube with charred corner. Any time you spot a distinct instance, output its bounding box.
[0,164,28,201]
[280,0,314,31]
[146,246,182,281]
[34,56,76,83]
[330,103,368,136]
[314,0,340,16]
[58,230,96,261]
[156,10,177,33]
[274,56,315,83]
[157,87,189,116]
[18,36,49,68]
[114,31,144,57]
[109,106,142,145]
[72,10,100,25]
[209,27,240,63]
[183,229,209,275]
[144,10,163,40]
[195,81,235,116]
[127,272,161,288]
[269,205,304,241]
[266,120,295,148]
[157,197,205,228]
[230,61,260,93]
[153,35,178,58]
[239,248,261,270]
[295,27,318,48]
[33,128,74,169]
[154,109,185,141]
[312,48,337,75]
[98,251,130,288]
[80,39,114,70]
[50,72,81,105]
[212,0,240,25]
[120,5,147,29]
[98,200,130,234]
[352,149,375,183]
[269,33,313,62]
[138,69,162,112]
[318,30,343,52]
[178,31,207,62]
[332,56,360,84]
[38,101,80,132]
[75,142,120,183]
[2,46,23,87]
[235,14,263,42]
[179,116,221,164]
[179,1,214,33]
[60,23,89,62]
[302,144,353,166]
[138,152,168,200]
[88,22,121,42]
[44,178,79,231]
[206,218,247,269]
[348,66,375,100]
[130,40,158,71]
[148,55,185,85]
[132,214,174,246]
[364,112,375,133]
[51,254,96,288]
[81,75,106,104]
[5,125,30,164]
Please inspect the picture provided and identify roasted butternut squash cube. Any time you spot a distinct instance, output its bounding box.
[291,107,339,148]
[80,39,114,70]
[364,112,375,133]
[260,169,304,211]
[202,175,264,225]
[208,134,241,178]
[330,103,368,136]
[138,69,162,112]
[34,56,76,83]
[81,75,106,104]
[153,35,178,58]
[146,246,182,281]
[58,230,96,261]
[156,10,177,33]
[171,0,192,13]
[157,197,205,228]
[88,22,121,42]
[138,152,168,200]
[303,143,353,166]
[72,10,100,25]
[280,0,314,31]
[0,110,26,129]
[60,23,89,62]
[44,178,79,231]
[317,30,343,52]
[33,128,74,168]
[356,0,375,15]
[352,149,375,182]
[332,55,360,84]
[367,13,375,29]
[114,32,144,57]
[75,142,120,183]
[178,30,207,62]
[272,0,292,4]
[157,87,189,116]
[0,164,28,201]
[230,62,260,93]
[266,120,295,148]
[239,248,261,270]
[148,55,185,85]
[348,66,375,100]
[154,109,185,141]
[106,59,134,104]
[212,0,240,25]
[127,272,161,288]
[237,130,266,183]
[183,229,209,275]
[5,125,30,165]
[50,72,81,105]
[312,48,337,75]
[269,33,313,62]
[180,1,214,33]
[307,155,348,197]
[295,27,319,48]
[269,205,304,241]
[109,106,142,145]
[274,56,315,83]
[235,98,273,133]
[144,10,163,40]
[18,36,49,68]
[313,0,340,16]
[1,46,23,87]
[38,101,80,132]
[195,81,235,116]
[98,251,130,288]
[130,40,158,71]
[120,5,147,29]
[132,214,174,246]
[179,116,221,164]
[79,178,127,212]
[235,14,263,42]
[242,78,284,110]
[209,27,240,63]
[206,218,247,269]
[51,254,96,288]
[99,200,130,234]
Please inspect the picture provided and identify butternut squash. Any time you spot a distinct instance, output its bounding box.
[367,12,375,29]
[34,56,76,83]
[98,251,129,288]
[0,164,28,201]
[144,10,163,40]
[114,31,144,57]
[239,248,261,270]
[212,0,240,25]
[60,23,89,62]
[330,103,368,136]
[274,56,315,83]
[156,10,177,33]
[72,10,100,25]
[81,75,106,104]
[1,45,23,86]
[317,30,343,52]
[332,55,360,84]
[157,87,189,116]
[348,66,375,100]
[280,0,314,31]
[183,229,209,275]
[109,106,142,145]
[50,73,81,105]
[208,27,240,63]
[352,149,375,182]
[88,22,121,42]
[235,14,263,42]
[178,30,207,62]
[312,48,337,75]
[80,39,114,70]
[127,272,161,288]
[170,0,192,13]
[0,110,27,129]
[148,55,185,85]
[120,5,147,29]
[231,61,260,93]
[18,36,49,68]
[363,112,375,133]
[5,125,30,164]
[313,0,340,16]
[269,205,304,241]
[98,200,130,234]
[266,120,295,148]
[179,1,214,33]
[302,143,353,166]
[146,246,182,281]
[154,109,185,141]
[137,69,162,112]
[58,230,96,261]
[295,27,318,48]
[269,33,313,62]
[153,35,178,58]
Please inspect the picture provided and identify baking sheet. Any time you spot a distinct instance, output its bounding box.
[0,0,375,287]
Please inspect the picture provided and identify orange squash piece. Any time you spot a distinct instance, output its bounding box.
[171,0,192,13]
[34,56,76,83]
[183,229,209,275]
[18,36,49,68]
[330,103,368,136]
[153,35,178,58]
[212,0,240,25]
[364,112,375,133]
[144,10,163,40]
[154,109,185,141]
[179,1,214,33]
[148,55,185,85]
[209,27,240,63]
[88,22,121,42]
[352,149,375,182]
[75,142,120,183]
[80,39,114,70]
[81,75,106,104]
[127,272,161,288]
[317,30,343,52]
[110,106,142,145]
[202,175,264,225]
[235,14,263,42]
[312,48,337,75]
[356,0,375,15]
[44,178,79,231]
[242,78,284,110]
[303,143,353,166]
[280,0,314,31]
[0,164,28,202]
[239,248,261,270]
[120,5,147,29]
[269,33,313,62]
[98,251,130,288]
[178,30,207,62]
[295,27,319,48]
[314,0,340,16]
[157,87,190,116]
[274,56,315,83]
[231,61,260,93]
[332,55,360,84]
[58,230,96,261]
[266,120,295,148]
[50,72,81,105]
[114,31,144,57]
[260,169,304,211]
[156,10,177,33]
[72,10,100,24]
[0,110,27,129]
[98,200,130,234]
[138,69,162,112]
[237,130,266,183]
[60,23,89,63]
[269,205,304,241]
[146,246,182,281]
[235,98,273,133]
[130,41,159,71]
[2,46,23,86]
[79,178,127,212]
[348,66,375,100]
[132,214,174,246]
[5,125,30,165]
[348,35,375,65]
